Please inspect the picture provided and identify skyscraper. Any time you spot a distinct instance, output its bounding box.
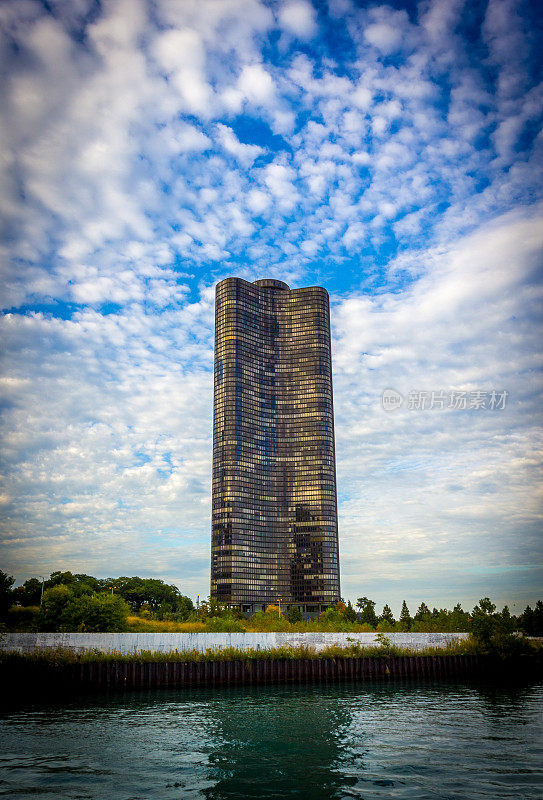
[211,277,340,614]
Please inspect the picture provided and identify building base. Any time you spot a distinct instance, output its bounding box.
[224,603,333,619]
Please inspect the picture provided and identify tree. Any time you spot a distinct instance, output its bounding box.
[287,605,302,623]
[37,585,72,630]
[38,585,129,632]
[414,602,431,621]
[356,597,378,627]
[46,572,101,594]
[156,595,194,621]
[520,601,543,636]
[398,600,412,631]
[450,603,471,632]
[380,604,395,625]
[12,578,43,607]
[475,597,496,615]
[67,593,129,632]
[344,601,358,623]
[106,576,186,611]
[0,570,14,618]
[318,605,343,626]
[500,605,514,632]
[470,597,514,650]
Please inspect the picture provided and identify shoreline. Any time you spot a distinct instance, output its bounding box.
[2,652,541,695]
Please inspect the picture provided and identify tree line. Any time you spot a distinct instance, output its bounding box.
[353,596,543,635]
[1,570,194,632]
[1,570,542,636]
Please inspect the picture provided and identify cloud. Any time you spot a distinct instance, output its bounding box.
[0,0,542,608]
[332,206,543,609]
[216,123,265,165]
[246,188,271,214]
[278,0,318,39]
[263,161,299,208]
[165,123,212,154]
[238,63,275,104]
[152,28,213,116]
[364,22,403,54]
[0,288,215,594]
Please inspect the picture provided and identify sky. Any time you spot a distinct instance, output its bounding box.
[1,0,542,616]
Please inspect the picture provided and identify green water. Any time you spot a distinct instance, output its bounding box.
[1,681,541,799]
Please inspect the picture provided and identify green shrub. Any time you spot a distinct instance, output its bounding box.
[519,601,543,635]
[470,597,517,652]
[205,615,246,632]
[286,605,302,623]
[356,597,378,627]
[38,586,129,632]
[0,571,14,619]
[486,632,534,657]
[7,605,39,631]
[248,609,291,631]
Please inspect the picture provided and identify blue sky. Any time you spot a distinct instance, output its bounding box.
[1,0,542,615]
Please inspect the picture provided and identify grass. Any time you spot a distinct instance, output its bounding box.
[3,636,537,667]
[126,616,208,633]
[126,615,378,634]
[5,611,376,634]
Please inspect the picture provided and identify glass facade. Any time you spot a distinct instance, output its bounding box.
[211,277,340,612]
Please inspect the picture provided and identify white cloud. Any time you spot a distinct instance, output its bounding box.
[421,0,464,43]
[166,123,211,153]
[351,85,373,110]
[215,124,265,166]
[333,207,543,607]
[152,28,213,116]
[262,161,299,211]
[364,22,403,54]
[278,0,318,39]
[238,63,275,104]
[246,188,271,214]
[0,289,215,592]
[1,0,541,607]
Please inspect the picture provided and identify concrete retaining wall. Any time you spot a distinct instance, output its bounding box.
[1,631,468,655]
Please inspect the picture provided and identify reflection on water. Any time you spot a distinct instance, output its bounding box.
[0,681,542,799]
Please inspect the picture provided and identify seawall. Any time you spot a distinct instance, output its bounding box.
[2,654,541,696]
[1,631,469,655]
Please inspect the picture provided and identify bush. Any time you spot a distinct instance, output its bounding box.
[248,609,291,631]
[139,604,153,619]
[126,616,207,633]
[0,571,14,619]
[356,597,378,627]
[7,606,39,631]
[520,601,543,636]
[38,586,129,632]
[205,615,246,632]
[487,631,534,657]
[470,598,519,653]
[373,632,401,656]
[287,605,302,624]
[12,578,43,607]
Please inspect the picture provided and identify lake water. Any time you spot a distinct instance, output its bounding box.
[1,681,542,799]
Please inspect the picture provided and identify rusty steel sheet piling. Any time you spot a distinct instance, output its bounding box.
[2,654,541,696]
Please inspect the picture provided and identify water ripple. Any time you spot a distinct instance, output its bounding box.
[0,681,541,799]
